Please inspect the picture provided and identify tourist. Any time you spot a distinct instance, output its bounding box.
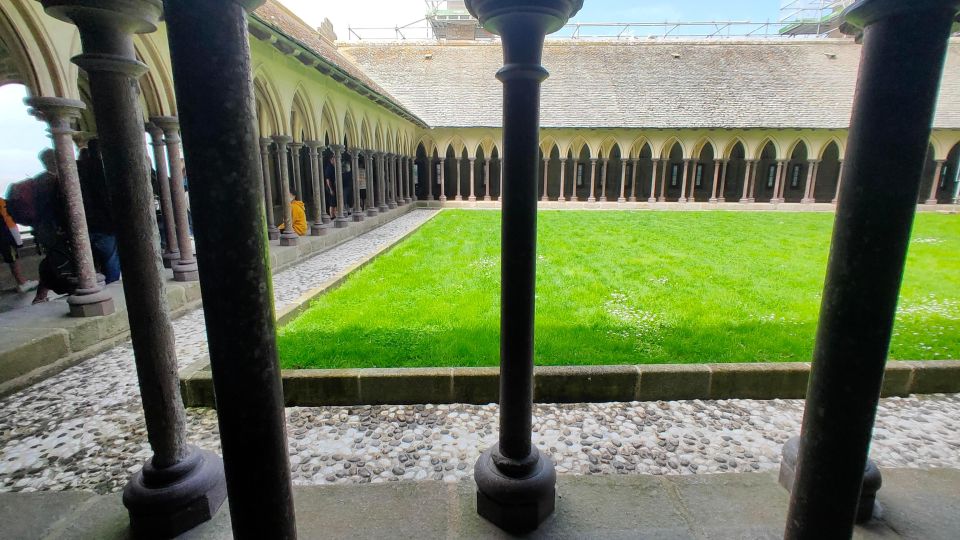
[343,161,354,216]
[78,139,120,283]
[278,193,307,236]
[358,163,367,210]
[324,155,337,218]
[0,197,37,293]
[28,149,76,304]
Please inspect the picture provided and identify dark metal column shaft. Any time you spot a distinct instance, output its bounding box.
[163,0,297,538]
[785,2,957,537]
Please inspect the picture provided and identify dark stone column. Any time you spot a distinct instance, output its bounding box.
[598,157,608,202]
[466,0,582,534]
[260,137,281,240]
[740,160,754,203]
[587,157,597,202]
[147,122,181,265]
[378,152,391,211]
[163,0,297,537]
[27,97,115,317]
[365,151,379,216]
[306,141,327,235]
[557,158,566,202]
[438,157,447,202]
[332,144,349,228]
[289,142,303,199]
[629,157,638,202]
[350,148,364,220]
[648,158,659,203]
[272,135,298,246]
[783,2,957,537]
[151,117,198,281]
[38,1,225,536]
[388,154,399,208]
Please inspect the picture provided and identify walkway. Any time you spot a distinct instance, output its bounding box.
[0,208,958,496]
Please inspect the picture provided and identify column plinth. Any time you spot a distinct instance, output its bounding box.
[40,0,225,535]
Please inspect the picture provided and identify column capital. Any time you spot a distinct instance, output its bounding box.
[41,0,162,34]
[271,134,292,147]
[808,158,820,164]
[590,157,597,163]
[150,115,180,133]
[25,96,85,128]
[288,141,304,149]
[145,122,164,140]
[304,140,323,151]
[259,137,273,148]
[843,0,957,31]
[465,0,583,35]
[469,157,476,162]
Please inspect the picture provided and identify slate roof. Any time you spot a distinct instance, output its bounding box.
[339,39,960,129]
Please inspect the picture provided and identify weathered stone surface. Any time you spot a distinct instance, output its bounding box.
[709,362,809,400]
[908,360,960,394]
[534,365,638,403]
[359,368,453,405]
[637,364,711,401]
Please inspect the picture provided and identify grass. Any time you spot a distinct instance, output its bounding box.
[277,210,960,369]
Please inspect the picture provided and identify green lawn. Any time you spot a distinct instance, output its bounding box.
[277,210,960,369]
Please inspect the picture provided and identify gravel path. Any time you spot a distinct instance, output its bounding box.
[1,208,959,494]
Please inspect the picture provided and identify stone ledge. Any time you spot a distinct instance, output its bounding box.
[416,200,960,213]
[180,360,960,408]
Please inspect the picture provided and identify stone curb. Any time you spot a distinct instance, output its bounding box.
[181,360,960,408]
[414,201,959,213]
[0,205,419,398]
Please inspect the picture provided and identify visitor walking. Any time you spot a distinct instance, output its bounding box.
[78,139,120,283]
[358,162,367,211]
[324,155,338,219]
[24,149,76,304]
[0,197,37,293]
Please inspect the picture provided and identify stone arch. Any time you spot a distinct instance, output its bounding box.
[135,34,175,116]
[723,137,748,160]
[0,1,70,98]
[319,100,338,146]
[662,140,687,202]
[814,140,842,202]
[783,140,810,203]
[290,88,317,142]
[628,136,650,159]
[567,136,591,161]
[691,140,717,201]
[936,141,960,204]
[723,140,748,202]
[754,140,779,203]
[818,136,845,160]
[359,118,372,150]
[342,108,359,149]
[253,68,285,136]
[753,136,781,161]
[659,137,685,160]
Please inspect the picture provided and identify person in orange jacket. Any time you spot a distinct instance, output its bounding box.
[278,193,307,236]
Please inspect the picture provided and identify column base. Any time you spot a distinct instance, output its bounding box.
[311,223,327,236]
[367,208,379,217]
[709,197,718,203]
[173,260,199,282]
[657,197,666,202]
[427,196,435,201]
[468,196,477,202]
[557,197,566,203]
[569,196,578,202]
[162,251,180,269]
[718,197,726,203]
[321,214,332,225]
[334,217,350,229]
[617,197,626,203]
[628,197,637,202]
[587,197,596,203]
[388,202,398,209]
[123,446,227,539]
[483,196,492,201]
[924,198,938,205]
[407,197,415,203]
[455,196,463,202]
[647,197,656,203]
[378,205,390,213]
[352,212,365,222]
[67,288,115,317]
[280,233,299,247]
[740,198,750,204]
[678,197,687,203]
[778,436,882,524]
[801,198,815,204]
[540,196,549,202]
[267,227,281,241]
[439,196,447,202]
[474,446,556,534]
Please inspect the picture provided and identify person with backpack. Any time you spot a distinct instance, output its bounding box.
[0,197,37,293]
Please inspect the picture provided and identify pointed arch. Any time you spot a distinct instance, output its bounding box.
[319,99,338,145]
[290,86,317,142]
[629,136,651,159]
[692,137,718,160]
[660,137,685,160]
[753,136,781,160]
[341,107,359,149]
[786,138,811,160]
[253,66,285,136]
[819,136,845,160]
[723,137,748,160]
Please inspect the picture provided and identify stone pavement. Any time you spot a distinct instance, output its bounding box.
[0,207,959,500]
[2,470,958,539]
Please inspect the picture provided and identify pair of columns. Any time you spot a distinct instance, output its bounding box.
[146,118,198,280]
[924,159,960,204]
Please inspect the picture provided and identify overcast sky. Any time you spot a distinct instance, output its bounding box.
[1,1,783,195]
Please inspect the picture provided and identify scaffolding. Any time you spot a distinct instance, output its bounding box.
[778,0,854,36]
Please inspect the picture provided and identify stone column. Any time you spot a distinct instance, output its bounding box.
[451,155,461,201]
[629,158,638,202]
[802,159,819,204]
[832,159,844,204]
[569,158,579,202]
[925,160,945,204]
[152,117,198,280]
[709,160,721,203]
[717,159,729,203]
[952,160,960,204]
[587,157,598,202]
[377,152,390,212]
[484,158,492,201]
[289,141,303,199]
[808,161,821,202]
[598,157,608,202]
[499,160,504,202]
[272,135,297,245]
[40,1,225,535]
[678,159,691,203]
[364,151,377,215]
[466,0,582,532]
[784,2,957,535]
[649,158,659,203]
[540,157,550,201]
[438,157,448,202]
[147,122,180,266]
[408,156,417,202]
[740,160,753,203]
[396,155,406,205]
[306,141,327,234]
[163,0,298,536]
[463,157,475,201]
[259,138,281,239]
[351,148,364,220]
[771,159,785,204]
[424,156,433,201]
[385,154,396,209]
[557,158,566,202]
[658,159,668,202]
[27,97,115,317]
[331,144,349,227]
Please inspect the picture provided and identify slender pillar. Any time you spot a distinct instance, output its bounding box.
[397,155,406,205]
[587,157,598,202]
[628,158,638,202]
[152,118,198,280]
[539,158,549,201]
[809,161,821,202]
[467,157,477,201]
[709,160,721,203]
[832,159,844,204]
[952,158,960,204]
[147,122,180,265]
[331,144,349,227]
[40,1,225,536]
[784,2,957,537]
[718,159,729,203]
[740,160,753,203]
[260,138,282,239]
[377,152,390,212]
[452,155,462,201]
[365,151,378,215]
[801,159,819,204]
[438,157,448,202]
[598,157,608,202]
[925,160,945,204]
[289,142,303,199]
[771,159,785,204]
[649,158,659,203]
[557,158,566,202]
[164,0,298,537]
[749,160,759,202]
[658,158,668,202]
[678,159,691,203]
[272,135,298,245]
[306,141,327,234]
[569,158,579,202]
[484,158,492,200]
[408,156,417,202]
[466,0,582,533]
[387,154,397,209]
[351,149,364,220]
[27,97,115,316]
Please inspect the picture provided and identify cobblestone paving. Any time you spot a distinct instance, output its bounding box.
[1,209,959,494]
